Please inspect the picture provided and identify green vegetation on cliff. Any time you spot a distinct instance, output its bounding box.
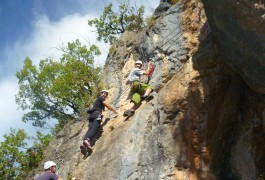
[88,2,145,44]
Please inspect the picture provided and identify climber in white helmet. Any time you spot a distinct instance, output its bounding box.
[123,59,154,117]
[80,89,119,157]
[36,161,63,180]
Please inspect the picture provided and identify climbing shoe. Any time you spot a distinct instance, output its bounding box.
[80,144,87,156]
[123,109,135,117]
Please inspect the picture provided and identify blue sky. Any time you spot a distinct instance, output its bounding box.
[0,0,159,141]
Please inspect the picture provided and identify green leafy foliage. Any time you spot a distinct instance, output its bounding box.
[24,132,51,172]
[169,0,179,4]
[145,15,155,27]
[88,2,145,44]
[0,129,28,179]
[16,40,102,128]
[162,0,179,5]
[0,129,51,179]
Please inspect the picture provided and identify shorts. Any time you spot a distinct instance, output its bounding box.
[130,81,153,104]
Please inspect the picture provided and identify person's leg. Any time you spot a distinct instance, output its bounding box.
[123,92,141,116]
[127,101,135,110]
[80,119,93,154]
[123,102,135,116]
[83,119,93,141]
[83,119,101,148]
[143,88,153,97]
[85,119,101,140]
[141,84,154,99]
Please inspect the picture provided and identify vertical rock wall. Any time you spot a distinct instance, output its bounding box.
[28,0,265,179]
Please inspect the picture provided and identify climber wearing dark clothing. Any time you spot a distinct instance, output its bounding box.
[36,161,63,180]
[83,97,105,141]
[80,90,118,155]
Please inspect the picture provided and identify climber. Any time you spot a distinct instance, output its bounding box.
[36,161,63,180]
[123,60,154,117]
[80,90,119,155]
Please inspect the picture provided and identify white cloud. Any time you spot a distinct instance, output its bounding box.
[0,79,39,141]
[17,13,109,66]
[0,80,21,126]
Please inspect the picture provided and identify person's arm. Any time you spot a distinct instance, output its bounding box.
[125,69,134,85]
[143,61,152,75]
[103,101,118,114]
[58,177,63,180]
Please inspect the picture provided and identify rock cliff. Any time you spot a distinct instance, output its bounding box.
[29,0,265,179]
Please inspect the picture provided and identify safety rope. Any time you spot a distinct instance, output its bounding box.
[108,85,131,106]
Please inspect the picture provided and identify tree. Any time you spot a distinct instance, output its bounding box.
[22,132,51,174]
[88,2,145,44]
[0,129,51,179]
[16,40,102,128]
[160,0,179,5]
[0,129,28,179]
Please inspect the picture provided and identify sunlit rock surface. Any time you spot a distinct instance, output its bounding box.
[28,0,265,179]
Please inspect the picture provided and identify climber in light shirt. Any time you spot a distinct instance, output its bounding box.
[123,60,154,117]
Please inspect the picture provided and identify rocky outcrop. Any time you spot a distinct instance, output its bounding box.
[202,0,265,94]
[29,0,265,179]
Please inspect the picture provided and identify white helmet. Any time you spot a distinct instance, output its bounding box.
[101,89,109,94]
[135,60,143,65]
[44,161,56,169]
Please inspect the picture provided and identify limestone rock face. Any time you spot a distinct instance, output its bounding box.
[202,0,265,94]
[29,0,265,179]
